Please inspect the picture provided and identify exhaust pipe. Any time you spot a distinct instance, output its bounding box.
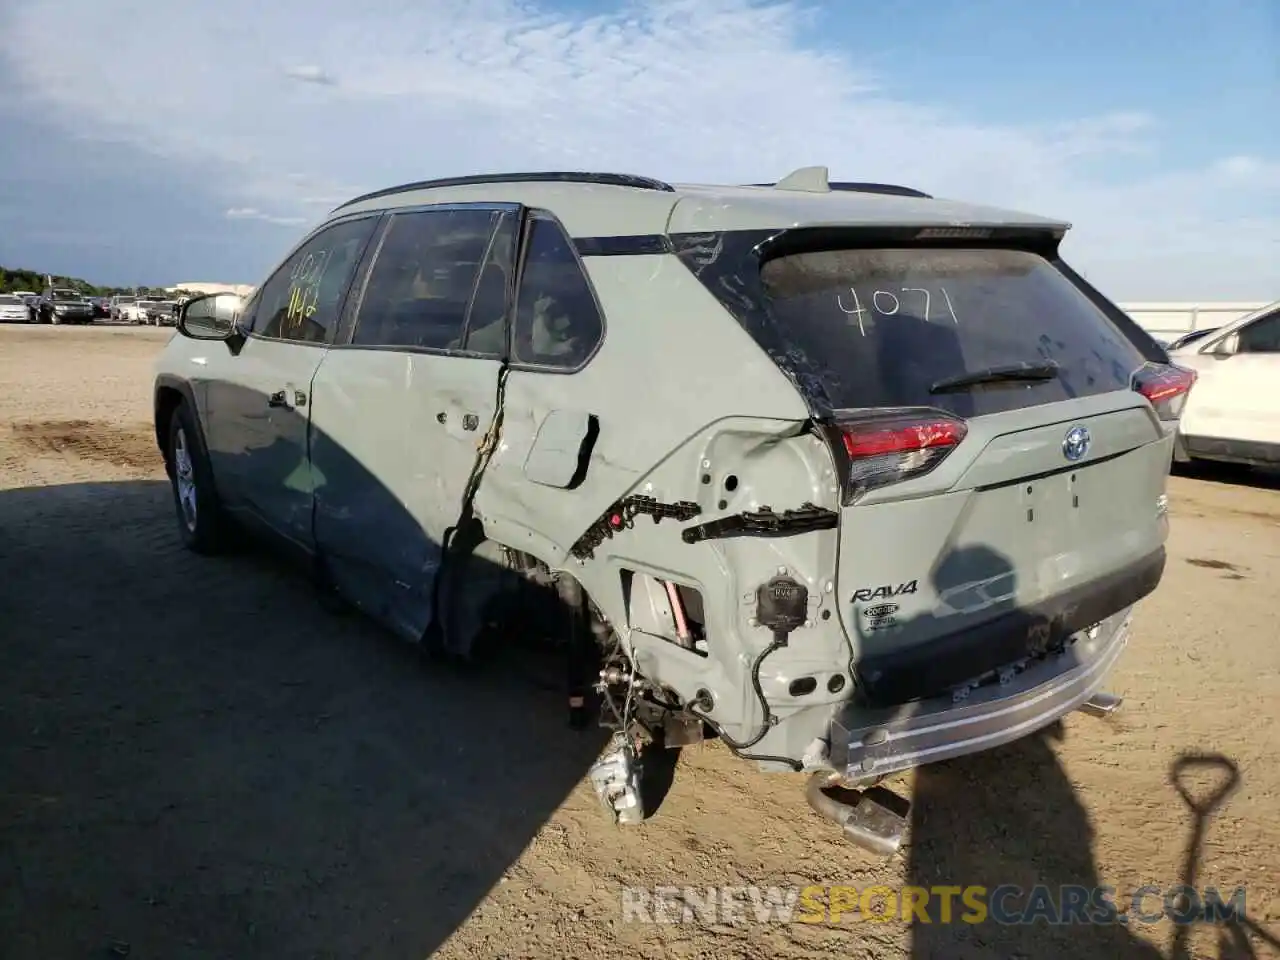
[1079,691,1123,718]
[804,772,907,858]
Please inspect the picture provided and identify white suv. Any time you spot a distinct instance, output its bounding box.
[1168,299,1280,468]
[153,168,1189,854]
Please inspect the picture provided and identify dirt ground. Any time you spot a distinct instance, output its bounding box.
[1,324,1277,960]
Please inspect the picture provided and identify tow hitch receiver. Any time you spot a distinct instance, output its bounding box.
[1078,691,1123,718]
[804,772,908,858]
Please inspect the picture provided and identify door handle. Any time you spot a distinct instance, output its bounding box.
[268,390,287,407]
[437,411,479,429]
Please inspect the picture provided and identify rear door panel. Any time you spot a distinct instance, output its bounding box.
[309,350,502,639]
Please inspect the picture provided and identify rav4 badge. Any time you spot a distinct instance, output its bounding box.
[851,581,918,603]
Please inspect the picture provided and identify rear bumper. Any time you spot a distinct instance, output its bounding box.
[854,548,1164,706]
[829,605,1132,781]
[1182,434,1280,467]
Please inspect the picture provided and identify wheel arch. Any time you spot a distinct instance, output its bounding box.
[153,375,198,471]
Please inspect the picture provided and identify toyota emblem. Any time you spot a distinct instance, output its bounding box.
[1062,425,1091,462]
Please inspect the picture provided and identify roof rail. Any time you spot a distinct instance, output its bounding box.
[334,171,675,211]
[829,181,933,199]
[747,174,932,199]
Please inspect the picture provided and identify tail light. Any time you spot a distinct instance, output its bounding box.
[829,411,968,502]
[1133,363,1196,421]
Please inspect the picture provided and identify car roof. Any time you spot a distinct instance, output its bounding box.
[1167,298,1280,354]
[329,167,1070,240]
[1209,298,1280,337]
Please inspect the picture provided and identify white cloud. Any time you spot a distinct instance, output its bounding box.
[284,65,337,86]
[225,207,306,226]
[1,0,1276,299]
[1213,155,1280,187]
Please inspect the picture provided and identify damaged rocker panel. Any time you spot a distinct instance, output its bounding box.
[681,503,838,544]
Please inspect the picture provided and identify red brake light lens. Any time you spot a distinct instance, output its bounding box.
[1134,363,1197,420]
[841,417,967,458]
[836,413,968,500]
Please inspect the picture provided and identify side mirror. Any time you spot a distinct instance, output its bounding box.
[1207,333,1239,356]
[178,293,243,341]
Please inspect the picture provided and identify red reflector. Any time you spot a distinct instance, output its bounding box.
[841,417,967,459]
[1137,364,1197,403]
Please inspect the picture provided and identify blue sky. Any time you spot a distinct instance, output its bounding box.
[0,0,1276,300]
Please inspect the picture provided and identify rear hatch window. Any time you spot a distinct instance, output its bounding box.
[758,248,1148,417]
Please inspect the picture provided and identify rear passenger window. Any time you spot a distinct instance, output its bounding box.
[353,208,498,350]
[512,216,603,368]
[253,217,377,343]
[1236,310,1280,353]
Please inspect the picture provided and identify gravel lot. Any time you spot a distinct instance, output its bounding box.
[1,324,1277,960]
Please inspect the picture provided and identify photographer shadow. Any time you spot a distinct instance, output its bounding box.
[850,544,1168,959]
[907,724,1165,959]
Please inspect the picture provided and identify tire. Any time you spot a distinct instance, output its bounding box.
[167,401,230,554]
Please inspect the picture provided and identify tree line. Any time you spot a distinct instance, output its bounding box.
[0,265,175,298]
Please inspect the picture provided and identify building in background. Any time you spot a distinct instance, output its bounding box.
[166,282,255,298]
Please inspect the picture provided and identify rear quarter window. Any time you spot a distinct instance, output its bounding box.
[759,248,1148,417]
[511,215,603,369]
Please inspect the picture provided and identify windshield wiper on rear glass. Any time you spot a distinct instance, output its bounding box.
[929,361,1060,395]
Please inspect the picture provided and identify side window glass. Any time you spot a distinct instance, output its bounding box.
[1236,310,1280,354]
[512,216,603,368]
[254,217,377,344]
[352,208,497,349]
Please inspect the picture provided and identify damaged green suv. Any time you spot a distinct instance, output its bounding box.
[153,166,1193,856]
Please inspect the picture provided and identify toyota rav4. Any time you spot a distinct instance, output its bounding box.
[153,166,1193,855]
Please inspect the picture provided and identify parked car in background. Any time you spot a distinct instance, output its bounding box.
[0,293,33,323]
[123,298,158,324]
[156,300,179,326]
[10,290,39,321]
[1168,299,1280,468]
[38,287,95,324]
[135,299,177,325]
[114,299,140,323]
[154,166,1187,855]
[88,297,110,319]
